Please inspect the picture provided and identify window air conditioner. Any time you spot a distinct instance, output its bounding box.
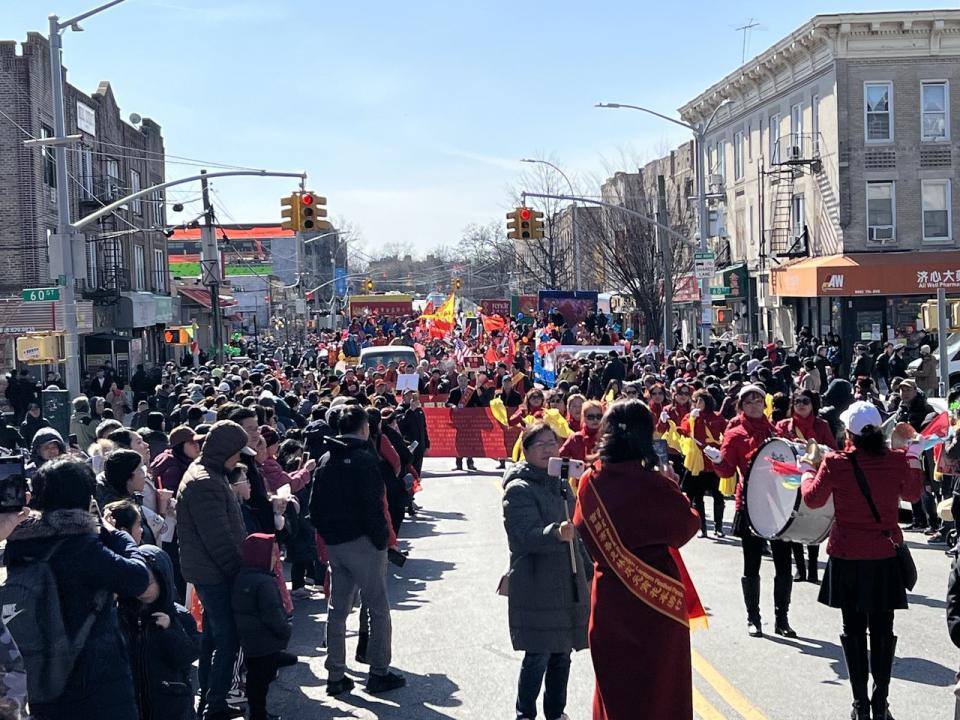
[789,146,802,161]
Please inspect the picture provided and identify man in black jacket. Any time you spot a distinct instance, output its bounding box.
[396,389,429,474]
[309,404,405,696]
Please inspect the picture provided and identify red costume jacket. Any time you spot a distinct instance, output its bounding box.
[775,414,838,450]
[558,427,598,462]
[801,448,922,559]
[713,413,776,510]
[677,410,727,474]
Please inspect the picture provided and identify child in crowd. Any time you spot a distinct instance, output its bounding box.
[103,499,143,545]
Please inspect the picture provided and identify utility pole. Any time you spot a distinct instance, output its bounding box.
[199,171,222,366]
[656,175,672,349]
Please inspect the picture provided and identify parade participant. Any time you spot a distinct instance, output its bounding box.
[565,393,585,433]
[502,423,590,720]
[800,401,924,720]
[656,380,692,477]
[558,400,603,464]
[509,388,546,426]
[705,384,796,638]
[678,389,728,538]
[776,389,838,583]
[573,400,702,720]
[448,374,480,471]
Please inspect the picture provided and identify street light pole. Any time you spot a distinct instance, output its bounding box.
[520,159,581,289]
[596,100,729,345]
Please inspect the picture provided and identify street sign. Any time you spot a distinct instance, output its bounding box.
[710,286,732,296]
[21,287,60,302]
[694,251,715,279]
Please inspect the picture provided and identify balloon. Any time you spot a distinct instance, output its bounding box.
[624,328,634,339]
[516,312,524,321]
[612,323,621,332]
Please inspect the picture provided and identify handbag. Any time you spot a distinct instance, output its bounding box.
[847,452,918,591]
[496,555,523,597]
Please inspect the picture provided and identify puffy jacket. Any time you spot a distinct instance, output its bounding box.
[232,534,291,658]
[310,435,388,550]
[176,455,247,585]
[801,449,922,559]
[259,456,311,494]
[4,509,150,720]
[139,429,170,465]
[70,412,98,452]
[149,448,192,494]
[118,545,199,720]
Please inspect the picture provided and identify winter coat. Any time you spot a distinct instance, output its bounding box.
[558,427,598,463]
[19,414,49,446]
[501,461,590,654]
[4,509,150,720]
[713,413,776,510]
[118,545,199,720]
[775,414,839,450]
[801,449,923,559]
[678,410,728,473]
[915,354,938,395]
[139,429,170,465]
[149,447,192,494]
[310,435,389,550]
[232,535,291,658]
[947,556,960,648]
[259,456,311,494]
[176,452,247,585]
[70,412,98,453]
[896,392,936,433]
[396,404,429,450]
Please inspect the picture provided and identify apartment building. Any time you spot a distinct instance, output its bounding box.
[0,32,172,377]
[679,10,960,358]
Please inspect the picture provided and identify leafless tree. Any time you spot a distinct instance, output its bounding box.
[455,222,514,298]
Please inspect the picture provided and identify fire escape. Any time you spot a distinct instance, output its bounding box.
[77,180,130,305]
[760,132,823,262]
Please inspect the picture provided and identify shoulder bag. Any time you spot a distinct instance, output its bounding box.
[847,452,918,591]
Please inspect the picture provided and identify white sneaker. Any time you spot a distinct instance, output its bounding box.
[291,587,311,599]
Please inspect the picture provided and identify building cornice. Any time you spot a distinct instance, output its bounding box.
[679,10,960,124]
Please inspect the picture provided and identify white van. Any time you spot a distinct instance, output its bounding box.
[358,344,418,370]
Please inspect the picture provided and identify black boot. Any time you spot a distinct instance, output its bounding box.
[741,576,762,637]
[792,543,806,582]
[713,496,725,537]
[807,546,820,584]
[870,634,897,720]
[840,634,871,720]
[774,575,797,638]
[355,633,369,664]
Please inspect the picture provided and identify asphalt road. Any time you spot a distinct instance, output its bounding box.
[267,457,959,719]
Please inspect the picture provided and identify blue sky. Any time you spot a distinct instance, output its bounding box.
[3,1,945,256]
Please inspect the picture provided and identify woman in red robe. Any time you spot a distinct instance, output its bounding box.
[573,399,702,720]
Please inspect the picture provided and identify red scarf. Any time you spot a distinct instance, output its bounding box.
[739,412,774,453]
[790,413,816,442]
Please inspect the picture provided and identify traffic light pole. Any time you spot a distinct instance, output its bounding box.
[200,171,223,367]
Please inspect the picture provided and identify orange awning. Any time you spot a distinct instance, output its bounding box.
[178,287,238,308]
[770,250,960,298]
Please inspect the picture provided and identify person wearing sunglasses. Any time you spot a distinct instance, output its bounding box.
[656,381,693,478]
[775,389,838,585]
[559,400,604,464]
[678,389,728,538]
[704,384,797,639]
[620,382,641,401]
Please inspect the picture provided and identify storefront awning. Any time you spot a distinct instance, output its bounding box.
[177,287,238,309]
[770,250,960,298]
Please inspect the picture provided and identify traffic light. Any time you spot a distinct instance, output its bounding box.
[507,207,543,240]
[529,208,545,239]
[305,290,314,302]
[298,192,328,232]
[506,209,520,239]
[364,278,375,292]
[280,193,300,231]
[452,278,462,291]
[163,328,190,345]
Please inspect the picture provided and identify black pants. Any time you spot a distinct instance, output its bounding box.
[291,560,318,591]
[690,486,724,532]
[516,651,571,720]
[246,652,280,720]
[741,535,792,578]
[841,606,894,639]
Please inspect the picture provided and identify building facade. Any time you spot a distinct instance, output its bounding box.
[0,32,172,379]
[679,10,960,360]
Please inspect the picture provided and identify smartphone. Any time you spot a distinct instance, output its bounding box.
[387,548,407,567]
[547,456,585,481]
[299,452,311,469]
[653,439,670,469]
[0,457,27,513]
[407,440,419,453]
[68,433,78,448]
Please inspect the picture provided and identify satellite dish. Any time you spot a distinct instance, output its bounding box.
[129,112,142,125]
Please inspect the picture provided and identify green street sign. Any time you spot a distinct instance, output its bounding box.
[710,287,732,296]
[21,287,60,302]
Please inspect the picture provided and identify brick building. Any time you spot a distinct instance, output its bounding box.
[0,32,172,380]
[679,10,960,360]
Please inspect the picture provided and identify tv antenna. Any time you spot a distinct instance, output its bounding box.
[735,18,761,63]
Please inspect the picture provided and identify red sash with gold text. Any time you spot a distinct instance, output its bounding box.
[580,473,708,630]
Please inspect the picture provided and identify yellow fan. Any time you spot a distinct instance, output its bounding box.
[489,397,508,426]
[543,408,573,439]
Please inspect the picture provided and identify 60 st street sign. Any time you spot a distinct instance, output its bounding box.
[21,287,61,302]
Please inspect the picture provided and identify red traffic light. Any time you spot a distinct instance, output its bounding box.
[301,193,314,205]
[519,208,531,220]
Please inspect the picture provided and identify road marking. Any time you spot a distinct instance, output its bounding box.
[693,686,728,720]
[693,650,768,720]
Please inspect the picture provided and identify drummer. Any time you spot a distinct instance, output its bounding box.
[799,401,923,720]
[705,384,796,638]
[775,388,838,585]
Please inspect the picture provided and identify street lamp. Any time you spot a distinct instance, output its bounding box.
[520,158,581,289]
[45,0,128,397]
[596,99,730,344]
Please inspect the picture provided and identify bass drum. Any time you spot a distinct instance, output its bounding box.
[745,437,835,545]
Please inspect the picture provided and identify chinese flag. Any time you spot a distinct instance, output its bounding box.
[484,346,499,365]
[482,314,506,333]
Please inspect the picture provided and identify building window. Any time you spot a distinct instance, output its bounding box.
[734,208,746,258]
[747,122,753,161]
[921,81,949,141]
[768,113,780,162]
[130,170,142,215]
[150,185,165,227]
[716,139,726,180]
[153,248,166,293]
[866,181,895,244]
[134,245,146,290]
[733,131,744,181]
[80,147,94,199]
[790,103,803,154]
[40,126,57,196]
[792,194,805,238]
[86,241,98,288]
[105,158,121,198]
[812,94,820,154]
[864,82,893,143]
[922,179,951,242]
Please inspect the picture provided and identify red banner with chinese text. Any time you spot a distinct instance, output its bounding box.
[423,406,521,459]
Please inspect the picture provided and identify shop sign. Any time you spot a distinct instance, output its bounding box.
[710,287,732,296]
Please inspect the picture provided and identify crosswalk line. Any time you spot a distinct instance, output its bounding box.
[693,685,728,720]
[692,650,769,720]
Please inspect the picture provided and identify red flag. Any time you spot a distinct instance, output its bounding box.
[921,410,950,439]
[482,314,506,333]
[505,334,516,367]
[484,346,499,365]
[422,301,435,316]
